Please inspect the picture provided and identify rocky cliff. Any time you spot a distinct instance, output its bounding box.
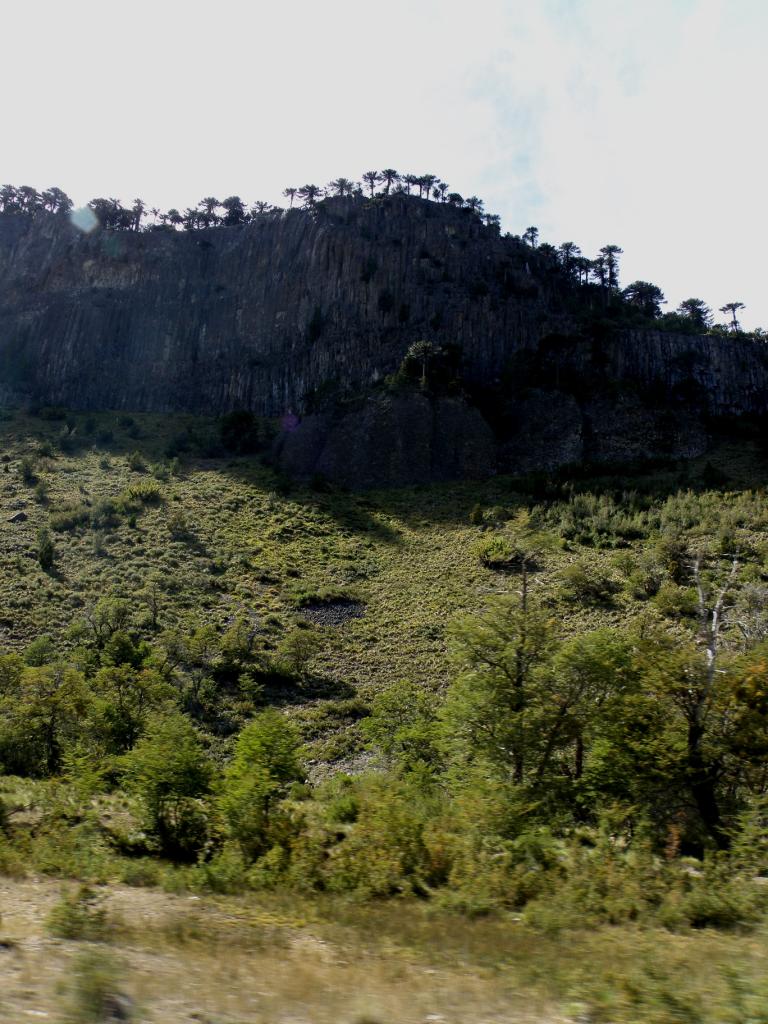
[1,196,767,484]
[0,196,549,415]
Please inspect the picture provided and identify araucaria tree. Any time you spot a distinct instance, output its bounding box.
[327,178,355,197]
[297,184,323,207]
[622,280,666,319]
[599,244,623,289]
[720,301,746,331]
[361,171,380,197]
[678,298,713,330]
[379,169,400,194]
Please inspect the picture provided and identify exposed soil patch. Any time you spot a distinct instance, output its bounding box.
[299,599,366,626]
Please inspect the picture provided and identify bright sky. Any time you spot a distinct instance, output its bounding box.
[3,0,765,328]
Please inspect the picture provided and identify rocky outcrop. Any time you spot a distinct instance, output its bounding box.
[1,195,767,485]
[0,196,547,415]
[275,393,496,488]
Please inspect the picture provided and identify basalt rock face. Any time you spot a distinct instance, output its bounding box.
[275,394,497,488]
[1,196,767,485]
[0,196,548,415]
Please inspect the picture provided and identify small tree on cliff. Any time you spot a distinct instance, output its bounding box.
[380,169,400,194]
[221,196,247,225]
[327,178,355,197]
[131,199,146,232]
[720,301,746,332]
[678,298,713,331]
[297,184,322,207]
[361,171,380,197]
[599,244,623,289]
[622,280,666,319]
[198,197,220,227]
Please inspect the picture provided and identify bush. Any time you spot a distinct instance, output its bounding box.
[219,709,302,858]
[559,561,617,604]
[123,479,163,505]
[167,509,191,540]
[120,714,213,859]
[220,410,264,454]
[36,527,55,571]
[126,450,146,472]
[24,635,56,666]
[320,778,432,898]
[50,501,91,532]
[275,627,321,679]
[47,885,108,940]
[653,581,699,618]
[655,533,690,583]
[473,535,523,570]
[19,456,36,484]
[67,950,133,1023]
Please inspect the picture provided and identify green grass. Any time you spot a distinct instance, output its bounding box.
[2,407,768,760]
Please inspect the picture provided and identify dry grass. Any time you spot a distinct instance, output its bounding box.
[2,875,767,1023]
[0,876,563,1023]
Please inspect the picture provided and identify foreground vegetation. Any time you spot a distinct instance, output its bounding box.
[3,875,768,1023]
[3,406,768,1020]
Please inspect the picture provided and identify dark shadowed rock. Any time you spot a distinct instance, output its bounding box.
[1,196,767,487]
[499,389,584,473]
[274,394,495,487]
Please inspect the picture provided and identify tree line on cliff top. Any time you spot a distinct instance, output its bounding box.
[0,176,758,336]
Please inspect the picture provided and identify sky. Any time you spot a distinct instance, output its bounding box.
[3,0,766,327]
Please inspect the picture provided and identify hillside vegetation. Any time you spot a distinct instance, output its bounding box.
[3,405,768,1022]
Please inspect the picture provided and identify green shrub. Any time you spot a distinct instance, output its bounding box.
[559,561,617,604]
[19,456,37,484]
[90,499,121,530]
[290,585,360,608]
[120,714,213,859]
[653,581,699,618]
[23,635,56,666]
[275,627,321,679]
[126,450,146,472]
[662,872,765,931]
[67,950,132,1023]
[167,509,190,540]
[123,479,163,505]
[36,527,55,571]
[320,778,432,898]
[654,533,690,583]
[473,534,522,570]
[195,842,251,894]
[50,501,91,532]
[220,410,265,454]
[218,709,302,859]
[46,884,108,940]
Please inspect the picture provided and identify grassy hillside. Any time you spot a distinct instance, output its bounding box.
[4,406,768,1023]
[3,407,766,743]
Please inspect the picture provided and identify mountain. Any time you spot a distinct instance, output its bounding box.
[1,195,767,485]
